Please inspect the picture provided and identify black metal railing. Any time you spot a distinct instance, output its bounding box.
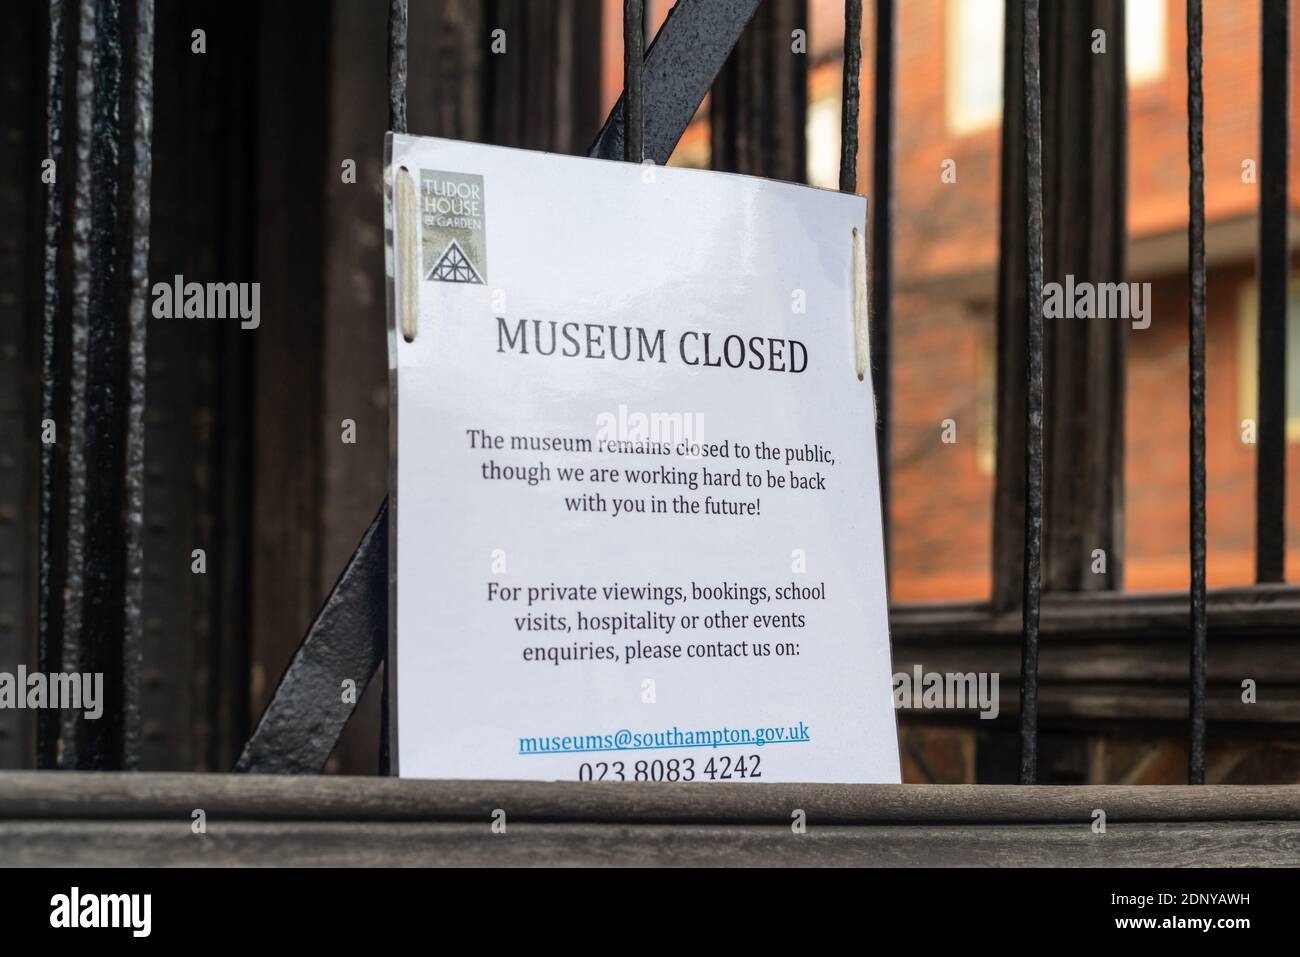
[1258,0,1290,587]
[35,0,155,770]
[1018,0,1045,784]
[16,0,1295,785]
[1186,0,1208,785]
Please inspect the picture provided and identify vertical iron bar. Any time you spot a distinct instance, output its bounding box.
[624,0,644,162]
[37,0,67,769]
[1018,0,1044,786]
[46,0,153,768]
[838,0,861,193]
[382,0,409,776]
[388,0,408,134]
[869,0,894,565]
[61,0,119,767]
[1257,0,1289,584]
[991,0,1027,614]
[121,0,155,768]
[1187,0,1208,785]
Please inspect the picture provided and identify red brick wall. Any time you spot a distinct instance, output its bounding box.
[879,0,1300,600]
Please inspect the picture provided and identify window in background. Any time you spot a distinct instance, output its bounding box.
[1237,280,1300,442]
[1126,0,1168,86]
[946,0,1004,135]
[976,312,997,476]
[806,93,842,190]
[946,0,1166,135]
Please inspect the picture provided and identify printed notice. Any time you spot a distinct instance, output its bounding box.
[386,134,899,783]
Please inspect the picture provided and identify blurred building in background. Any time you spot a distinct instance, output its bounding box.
[653,0,1300,602]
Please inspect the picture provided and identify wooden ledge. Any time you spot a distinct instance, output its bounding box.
[3,772,1300,823]
[4,773,1299,865]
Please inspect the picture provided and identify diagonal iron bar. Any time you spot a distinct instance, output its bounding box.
[235,501,388,773]
[589,0,760,164]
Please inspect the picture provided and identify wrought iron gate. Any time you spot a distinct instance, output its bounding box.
[3,0,1295,787]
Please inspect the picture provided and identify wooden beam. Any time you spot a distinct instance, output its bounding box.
[3,773,1298,865]
[3,819,1298,867]
[1038,0,1127,592]
[993,0,1127,605]
[894,584,1300,639]
[892,586,1300,723]
[4,772,1299,822]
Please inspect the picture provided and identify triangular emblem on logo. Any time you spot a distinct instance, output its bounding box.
[427,239,483,284]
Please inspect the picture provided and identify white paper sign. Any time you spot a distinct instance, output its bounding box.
[386,134,899,783]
